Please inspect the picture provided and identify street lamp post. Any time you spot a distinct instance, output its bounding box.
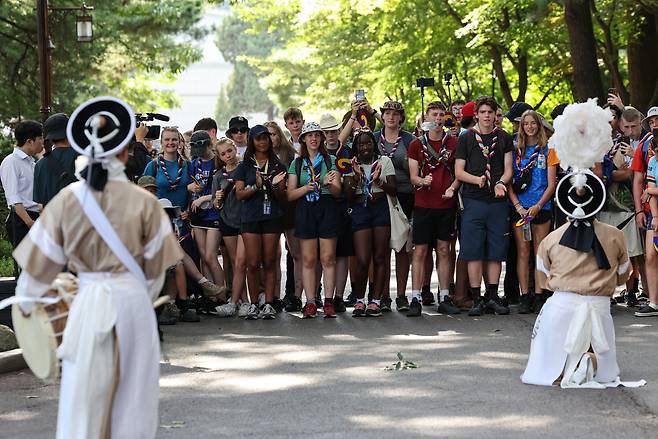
[36,1,94,122]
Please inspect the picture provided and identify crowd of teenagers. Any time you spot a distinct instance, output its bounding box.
[3,91,658,324]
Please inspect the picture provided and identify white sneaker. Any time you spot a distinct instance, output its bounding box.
[258,292,266,307]
[259,303,276,320]
[245,303,260,320]
[215,302,236,317]
[238,302,251,318]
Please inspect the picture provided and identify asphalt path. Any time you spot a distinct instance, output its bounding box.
[1,301,657,438]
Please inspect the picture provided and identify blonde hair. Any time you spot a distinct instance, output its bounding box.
[264,121,296,165]
[517,110,548,153]
[214,137,237,169]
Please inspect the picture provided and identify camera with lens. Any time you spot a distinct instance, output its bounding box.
[444,73,453,83]
[416,77,435,88]
[135,112,171,140]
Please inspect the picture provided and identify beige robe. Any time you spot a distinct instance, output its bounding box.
[13,178,182,439]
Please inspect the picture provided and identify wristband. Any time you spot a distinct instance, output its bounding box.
[495,180,506,186]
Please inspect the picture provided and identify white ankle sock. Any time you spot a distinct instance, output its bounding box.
[440,289,449,301]
[198,277,208,284]
[412,290,421,300]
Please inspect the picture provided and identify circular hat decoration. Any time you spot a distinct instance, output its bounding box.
[67,96,136,159]
[555,169,606,220]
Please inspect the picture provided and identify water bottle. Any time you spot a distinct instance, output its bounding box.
[522,222,532,241]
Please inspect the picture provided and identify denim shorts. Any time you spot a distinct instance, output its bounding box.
[350,195,390,232]
[294,195,340,239]
[459,198,509,261]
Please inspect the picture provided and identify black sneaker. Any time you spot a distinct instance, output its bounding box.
[334,297,347,313]
[468,299,486,316]
[272,298,285,312]
[437,297,461,314]
[381,297,392,312]
[533,294,548,314]
[315,297,324,309]
[485,297,510,315]
[421,290,436,306]
[396,296,410,311]
[626,290,639,307]
[518,294,533,314]
[285,297,302,312]
[282,293,295,308]
[407,297,422,317]
[181,308,201,322]
[344,291,357,307]
[635,304,658,317]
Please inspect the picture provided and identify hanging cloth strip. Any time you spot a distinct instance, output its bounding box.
[379,133,402,158]
[159,153,185,192]
[304,155,324,202]
[472,127,499,189]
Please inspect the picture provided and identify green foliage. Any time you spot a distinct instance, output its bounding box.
[0,0,207,123]
[384,352,418,371]
[225,0,646,118]
[214,11,281,125]
[0,239,14,277]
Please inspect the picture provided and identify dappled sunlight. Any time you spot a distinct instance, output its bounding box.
[349,414,557,435]
[323,334,362,341]
[182,354,271,371]
[0,410,38,422]
[220,372,316,394]
[272,350,333,363]
[370,387,437,399]
[478,351,528,360]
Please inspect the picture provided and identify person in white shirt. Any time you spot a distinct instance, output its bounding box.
[0,120,44,248]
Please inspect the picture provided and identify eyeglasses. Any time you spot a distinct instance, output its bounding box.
[229,127,249,134]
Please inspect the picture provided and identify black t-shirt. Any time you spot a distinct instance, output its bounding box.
[233,159,286,224]
[456,128,513,201]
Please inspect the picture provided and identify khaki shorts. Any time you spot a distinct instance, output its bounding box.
[598,211,644,257]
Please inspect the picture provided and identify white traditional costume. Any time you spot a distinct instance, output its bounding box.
[521,99,645,389]
[11,97,182,437]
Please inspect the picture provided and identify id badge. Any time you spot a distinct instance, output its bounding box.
[263,193,271,215]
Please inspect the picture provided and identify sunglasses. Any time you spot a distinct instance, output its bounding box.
[229,127,249,134]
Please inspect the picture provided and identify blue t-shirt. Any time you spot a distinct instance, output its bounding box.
[143,158,192,209]
[234,158,286,224]
[189,157,220,221]
[512,144,552,211]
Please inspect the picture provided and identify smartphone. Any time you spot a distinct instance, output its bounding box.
[608,87,618,96]
[355,89,365,101]
[619,135,630,145]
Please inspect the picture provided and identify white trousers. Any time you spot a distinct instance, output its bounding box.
[57,272,160,439]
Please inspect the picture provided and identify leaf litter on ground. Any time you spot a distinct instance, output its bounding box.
[384,352,418,371]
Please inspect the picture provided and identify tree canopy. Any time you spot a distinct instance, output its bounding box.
[222,0,658,121]
[0,0,207,124]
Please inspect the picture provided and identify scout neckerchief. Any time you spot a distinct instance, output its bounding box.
[159,153,185,192]
[472,126,499,188]
[379,131,402,158]
[360,159,379,206]
[420,131,450,175]
[515,144,542,174]
[304,154,324,202]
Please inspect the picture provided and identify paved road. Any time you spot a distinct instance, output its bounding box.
[1,302,657,438]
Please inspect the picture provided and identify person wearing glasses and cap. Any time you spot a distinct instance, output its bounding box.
[10,96,183,438]
[33,113,79,206]
[226,116,250,157]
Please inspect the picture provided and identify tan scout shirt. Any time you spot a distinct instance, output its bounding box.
[536,220,631,297]
[13,180,182,290]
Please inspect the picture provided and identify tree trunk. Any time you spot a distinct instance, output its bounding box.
[491,46,513,106]
[515,52,528,103]
[628,10,658,111]
[564,0,604,102]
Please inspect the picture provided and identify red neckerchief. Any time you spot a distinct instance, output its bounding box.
[159,153,185,192]
[515,144,542,173]
[420,131,450,175]
[471,126,499,188]
[379,132,402,158]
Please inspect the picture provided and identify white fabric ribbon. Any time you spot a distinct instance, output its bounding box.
[0,295,61,310]
[563,300,610,357]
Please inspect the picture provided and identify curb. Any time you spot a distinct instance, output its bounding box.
[0,348,26,374]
